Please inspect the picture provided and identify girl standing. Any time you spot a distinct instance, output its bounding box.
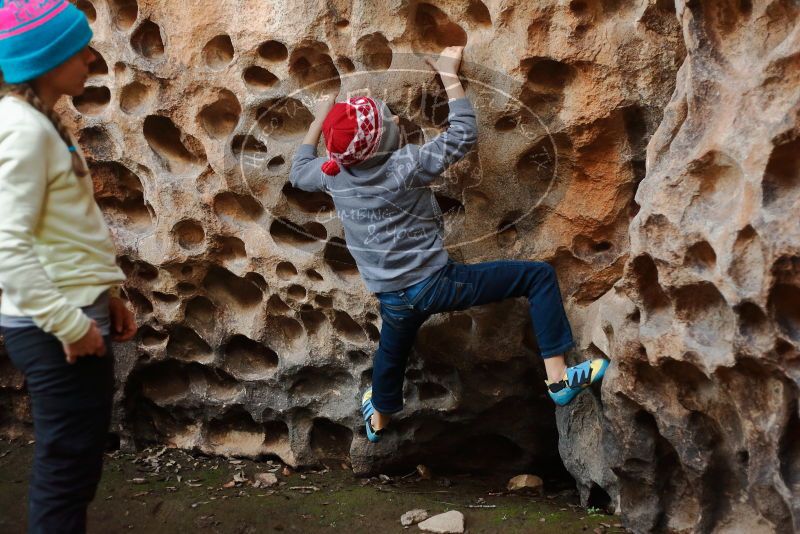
[0,1,137,532]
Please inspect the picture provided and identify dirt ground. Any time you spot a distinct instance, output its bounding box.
[0,438,624,533]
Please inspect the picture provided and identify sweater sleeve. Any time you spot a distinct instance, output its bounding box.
[289,144,328,193]
[0,123,92,344]
[411,97,478,186]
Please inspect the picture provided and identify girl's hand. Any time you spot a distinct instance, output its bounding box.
[109,296,137,342]
[312,93,338,122]
[425,46,464,77]
[63,320,106,364]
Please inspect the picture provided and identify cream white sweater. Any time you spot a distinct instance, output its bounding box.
[0,95,125,343]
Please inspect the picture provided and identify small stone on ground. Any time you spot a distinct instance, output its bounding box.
[417,510,464,533]
[400,508,429,526]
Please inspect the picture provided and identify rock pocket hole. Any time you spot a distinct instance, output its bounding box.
[152,291,179,304]
[120,81,155,114]
[109,0,137,30]
[673,282,734,347]
[204,266,264,308]
[231,134,268,157]
[398,116,425,145]
[270,219,327,251]
[202,34,234,70]
[332,310,367,343]
[496,216,518,248]
[282,183,335,213]
[245,272,268,292]
[73,86,110,115]
[76,0,96,22]
[418,382,448,401]
[213,191,264,224]
[276,261,297,280]
[171,219,205,250]
[356,32,393,70]
[79,126,114,160]
[288,45,340,94]
[267,294,292,314]
[243,66,278,90]
[131,20,164,59]
[126,287,153,314]
[466,0,492,25]
[138,325,168,346]
[516,136,559,200]
[684,240,717,271]
[522,57,576,91]
[143,115,206,173]
[323,237,358,275]
[494,115,519,131]
[214,236,247,261]
[184,296,217,334]
[337,56,355,72]
[138,361,190,404]
[88,47,108,76]
[287,284,307,300]
[769,283,800,342]
[310,418,353,462]
[256,98,314,140]
[587,483,612,513]
[412,3,467,51]
[632,254,670,313]
[413,89,450,128]
[199,89,241,139]
[306,269,323,281]
[267,156,285,171]
[763,136,799,208]
[166,326,213,364]
[92,161,153,233]
[300,309,326,335]
[223,335,278,381]
[257,40,288,61]
[735,301,768,341]
[314,295,332,308]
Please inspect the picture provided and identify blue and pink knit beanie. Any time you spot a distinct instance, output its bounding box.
[0,0,93,83]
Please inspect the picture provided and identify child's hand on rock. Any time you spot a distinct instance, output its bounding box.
[425,46,464,77]
[312,92,338,122]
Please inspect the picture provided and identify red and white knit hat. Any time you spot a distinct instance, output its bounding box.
[320,96,384,176]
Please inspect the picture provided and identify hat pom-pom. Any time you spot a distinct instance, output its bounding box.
[321,159,340,176]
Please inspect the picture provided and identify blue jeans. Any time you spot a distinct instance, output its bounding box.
[371,257,574,414]
[1,325,114,534]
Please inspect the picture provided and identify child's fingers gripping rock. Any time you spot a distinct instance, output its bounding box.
[425,45,464,76]
[313,93,338,119]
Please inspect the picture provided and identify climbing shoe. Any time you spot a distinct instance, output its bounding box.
[546,358,609,406]
[361,388,383,443]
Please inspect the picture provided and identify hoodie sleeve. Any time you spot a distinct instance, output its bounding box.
[289,144,328,193]
[411,97,478,186]
[0,121,92,344]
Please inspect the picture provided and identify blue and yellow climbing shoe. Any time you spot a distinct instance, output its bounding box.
[546,358,609,406]
[361,388,383,443]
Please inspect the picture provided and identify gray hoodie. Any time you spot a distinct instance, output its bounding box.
[289,97,478,293]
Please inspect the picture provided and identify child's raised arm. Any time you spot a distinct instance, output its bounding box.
[414,46,477,184]
[289,94,337,192]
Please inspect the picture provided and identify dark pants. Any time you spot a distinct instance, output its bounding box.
[1,326,114,534]
[372,257,574,414]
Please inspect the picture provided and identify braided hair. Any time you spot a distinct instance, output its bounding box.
[0,78,89,177]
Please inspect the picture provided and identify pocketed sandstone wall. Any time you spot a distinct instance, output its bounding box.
[559,1,800,532]
[0,0,682,478]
